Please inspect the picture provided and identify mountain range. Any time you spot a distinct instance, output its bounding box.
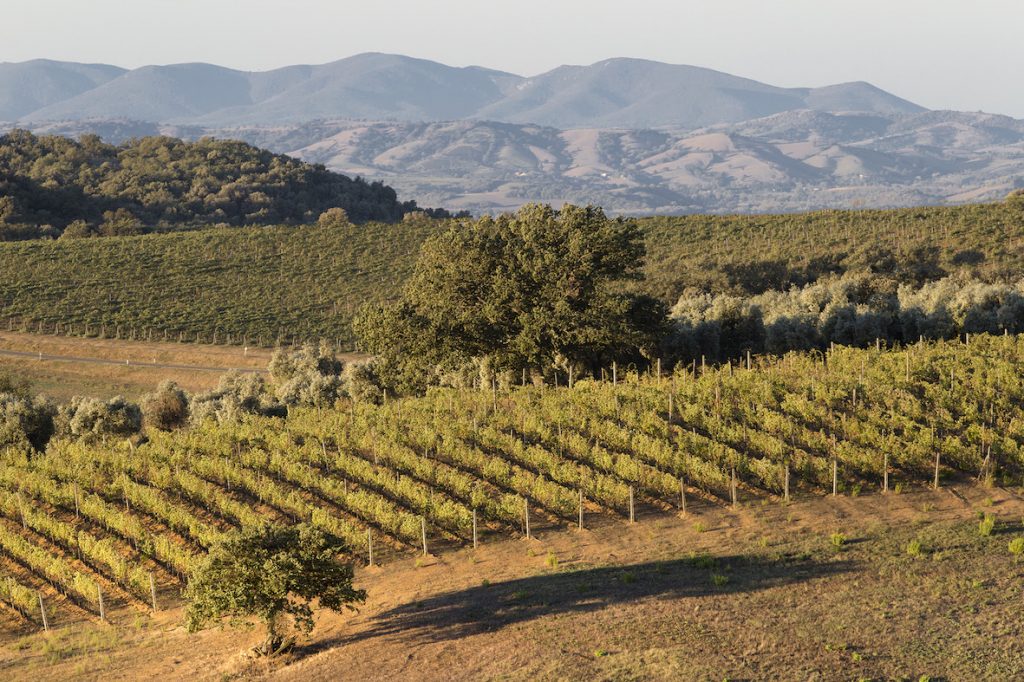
[1,53,923,129]
[3,53,1022,214]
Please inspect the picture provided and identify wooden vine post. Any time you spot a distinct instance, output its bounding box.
[578,490,584,531]
[149,572,158,611]
[420,517,428,556]
[367,529,373,567]
[933,451,941,490]
[472,509,478,549]
[38,592,49,632]
[628,486,635,524]
[730,468,738,507]
[783,462,791,503]
[882,452,889,494]
[679,477,687,515]
[97,586,106,622]
[524,498,531,539]
[832,458,838,497]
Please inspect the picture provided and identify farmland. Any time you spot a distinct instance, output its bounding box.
[1,335,1023,677]
[0,201,1022,348]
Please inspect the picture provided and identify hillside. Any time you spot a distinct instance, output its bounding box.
[0,201,1020,347]
[1,339,1023,679]
[26,109,1020,215]
[0,130,446,236]
[1,54,922,129]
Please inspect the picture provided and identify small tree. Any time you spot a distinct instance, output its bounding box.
[185,523,365,656]
[59,220,95,239]
[141,380,189,431]
[317,207,350,229]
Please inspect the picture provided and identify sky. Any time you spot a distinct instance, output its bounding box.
[4,0,1022,117]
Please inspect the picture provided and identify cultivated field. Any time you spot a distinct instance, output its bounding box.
[0,201,1020,347]
[0,336,1022,678]
[1,485,1020,680]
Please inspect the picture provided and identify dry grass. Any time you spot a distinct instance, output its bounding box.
[0,332,363,400]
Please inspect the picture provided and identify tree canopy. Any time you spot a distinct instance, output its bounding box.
[355,204,667,392]
[184,523,365,656]
[0,130,462,239]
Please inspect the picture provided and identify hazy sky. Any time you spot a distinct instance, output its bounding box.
[5,0,1022,116]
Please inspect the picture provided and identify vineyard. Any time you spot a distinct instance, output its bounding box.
[1,334,1021,634]
[0,201,1022,347]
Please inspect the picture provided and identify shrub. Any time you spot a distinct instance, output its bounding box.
[55,396,141,442]
[906,538,924,558]
[978,513,996,537]
[189,371,281,425]
[0,393,55,452]
[141,381,189,431]
[1008,537,1024,561]
[269,344,344,407]
[830,532,847,549]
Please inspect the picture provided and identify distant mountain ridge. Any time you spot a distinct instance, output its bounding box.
[1,53,924,129]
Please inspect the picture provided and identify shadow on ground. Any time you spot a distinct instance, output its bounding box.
[299,551,855,656]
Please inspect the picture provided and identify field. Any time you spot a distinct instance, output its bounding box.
[1,479,1020,680]
[0,331,271,400]
[0,201,1021,347]
[1,335,1023,678]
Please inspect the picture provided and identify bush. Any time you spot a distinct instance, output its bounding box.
[343,361,384,404]
[54,396,142,442]
[269,344,344,408]
[0,393,55,452]
[1008,537,1024,562]
[141,381,189,431]
[189,371,281,425]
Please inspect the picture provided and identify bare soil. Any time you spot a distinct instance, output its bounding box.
[2,483,1022,681]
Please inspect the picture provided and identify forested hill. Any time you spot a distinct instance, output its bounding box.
[0,130,452,238]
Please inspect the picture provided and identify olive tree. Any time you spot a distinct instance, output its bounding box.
[185,523,365,656]
[141,380,190,431]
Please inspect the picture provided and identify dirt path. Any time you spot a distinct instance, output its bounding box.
[0,347,267,374]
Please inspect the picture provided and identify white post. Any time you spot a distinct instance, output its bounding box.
[421,517,428,556]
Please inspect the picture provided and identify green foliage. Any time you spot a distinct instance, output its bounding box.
[268,344,344,408]
[2,200,1024,350]
[54,396,141,442]
[830,532,847,548]
[184,523,365,655]
[1008,537,1024,561]
[0,130,441,236]
[189,371,283,425]
[665,273,1024,364]
[978,513,996,537]
[0,393,55,452]
[356,204,668,393]
[637,201,1024,300]
[141,381,190,431]
[907,538,924,558]
[0,221,438,346]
